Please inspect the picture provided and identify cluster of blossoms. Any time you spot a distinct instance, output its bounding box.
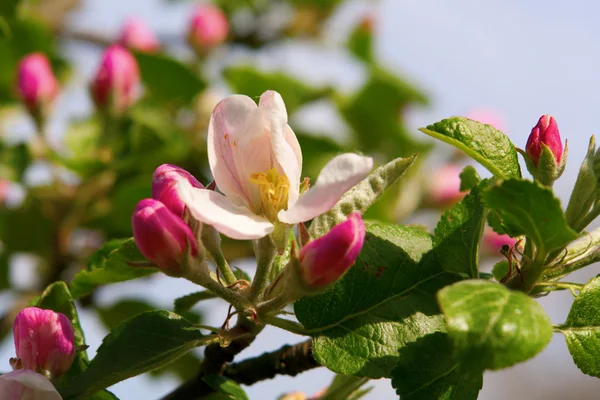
[0,307,75,399]
[15,5,229,124]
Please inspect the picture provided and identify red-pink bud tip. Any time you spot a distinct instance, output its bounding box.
[90,45,140,115]
[118,17,160,52]
[526,115,563,166]
[298,212,366,288]
[152,164,204,217]
[188,5,229,53]
[132,198,197,274]
[13,307,75,378]
[16,53,59,115]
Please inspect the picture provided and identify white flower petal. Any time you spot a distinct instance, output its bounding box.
[278,153,373,224]
[178,181,274,240]
[259,90,301,206]
[0,370,62,400]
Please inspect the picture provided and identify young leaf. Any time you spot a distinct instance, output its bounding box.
[557,277,600,377]
[295,223,459,378]
[483,179,578,258]
[70,238,157,299]
[437,280,553,371]
[309,155,416,238]
[203,375,249,400]
[434,182,487,278]
[320,375,370,400]
[173,291,217,314]
[391,332,483,400]
[58,311,211,398]
[459,166,481,192]
[420,117,521,178]
[564,136,597,228]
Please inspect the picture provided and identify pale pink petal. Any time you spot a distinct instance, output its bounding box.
[259,90,301,206]
[178,181,274,240]
[284,125,302,181]
[0,370,62,400]
[278,153,373,224]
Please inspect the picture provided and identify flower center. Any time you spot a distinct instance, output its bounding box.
[249,168,290,222]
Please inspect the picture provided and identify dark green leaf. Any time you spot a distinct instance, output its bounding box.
[391,332,483,400]
[434,183,487,278]
[174,291,217,314]
[134,51,205,105]
[309,155,416,238]
[203,375,249,400]
[483,179,578,258]
[70,239,157,299]
[557,277,600,377]
[295,223,459,378]
[420,117,521,178]
[459,166,481,192]
[58,311,210,398]
[438,280,553,371]
[97,299,155,330]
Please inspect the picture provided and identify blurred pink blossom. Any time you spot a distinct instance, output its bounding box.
[187,5,229,54]
[118,17,160,52]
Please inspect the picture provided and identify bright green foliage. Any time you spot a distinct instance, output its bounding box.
[438,280,553,371]
[203,375,249,400]
[558,277,600,377]
[296,223,458,378]
[459,166,481,192]
[420,117,521,178]
[391,332,483,400]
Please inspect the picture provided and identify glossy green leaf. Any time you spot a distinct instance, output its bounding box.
[557,277,600,377]
[459,166,481,192]
[434,183,487,278]
[70,238,157,299]
[309,155,416,238]
[483,179,578,257]
[203,375,249,400]
[295,223,458,378]
[391,332,483,400]
[420,117,521,178]
[58,311,210,398]
[438,280,553,371]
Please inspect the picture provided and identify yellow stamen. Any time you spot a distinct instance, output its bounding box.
[249,168,290,222]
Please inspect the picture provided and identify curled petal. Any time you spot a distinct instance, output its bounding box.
[278,153,373,224]
[178,181,274,240]
[0,370,62,400]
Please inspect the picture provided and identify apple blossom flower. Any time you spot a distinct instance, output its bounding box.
[526,115,563,166]
[118,17,160,52]
[187,5,229,54]
[13,307,75,378]
[178,90,373,240]
[0,369,61,400]
[16,53,59,120]
[482,227,517,256]
[427,164,465,208]
[152,164,204,218]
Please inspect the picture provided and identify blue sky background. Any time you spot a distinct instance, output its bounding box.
[3,0,600,398]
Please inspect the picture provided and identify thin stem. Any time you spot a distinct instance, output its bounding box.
[256,293,291,315]
[185,263,250,311]
[211,249,236,286]
[260,315,309,336]
[201,226,236,286]
[250,236,276,303]
[321,376,370,400]
[533,282,583,296]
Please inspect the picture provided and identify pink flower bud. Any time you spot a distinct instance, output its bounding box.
[13,307,75,378]
[152,164,204,217]
[118,17,160,52]
[0,369,61,400]
[90,45,140,115]
[16,53,59,117]
[482,228,517,256]
[526,115,563,166]
[132,198,198,275]
[427,164,465,208]
[298,212,366,288]
[187,5,229,54]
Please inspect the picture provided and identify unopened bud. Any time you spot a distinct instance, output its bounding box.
[119,17,160,52]
[427,164,465,208]
[0,369,61,400]
[13,307,75,378]
[16,53,59,123]
[152,164,204,218]
[132,198,198,276]
[299,212,365,288]
[524,115,567,186]
[90,45,140,116]
[187,5,229,55]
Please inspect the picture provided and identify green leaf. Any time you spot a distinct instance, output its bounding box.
[37,282,89,379]
[433,182,487,278]
[97,299,155,330]
[565,136,597,228]
[347,21,373,63]
[437,280,553,371]
[174,291,217,314]
[557,277,600,377]
[203,375,249,400]
[391,332,483,400]
[295,223,459,378]
[223,66,325,114]
[58,311,210,398]
[70,238,157,299]
[134,52,205,105]
[308,155,416,238]
[320,375,371,400]
[420,117,521,178]
[459,166,481,192]
[483,179,578,258]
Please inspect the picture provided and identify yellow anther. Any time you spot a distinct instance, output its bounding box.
[250,168,290,222]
